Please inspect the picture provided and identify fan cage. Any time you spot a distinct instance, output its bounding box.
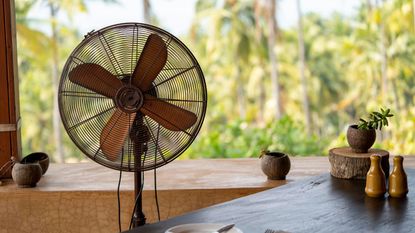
[58,23,207,172]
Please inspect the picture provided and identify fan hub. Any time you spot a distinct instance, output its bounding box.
[114,85,143,113]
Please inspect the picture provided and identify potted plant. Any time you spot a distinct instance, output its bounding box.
[347,108,393,153]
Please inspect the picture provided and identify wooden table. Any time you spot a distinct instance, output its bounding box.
[127,169,415,233]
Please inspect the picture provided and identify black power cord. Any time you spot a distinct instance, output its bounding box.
[154,126,161,222]
[117,167,123,232]
[129,171,144,230]
[127,158,160,229]
[117,150,125,232]
[154,165,161,221]
[129,149,147,230]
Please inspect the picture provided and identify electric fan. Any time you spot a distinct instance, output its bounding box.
[58,23,207,227]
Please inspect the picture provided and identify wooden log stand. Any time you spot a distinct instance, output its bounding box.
[329,147,389,179]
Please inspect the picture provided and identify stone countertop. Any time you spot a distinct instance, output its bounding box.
[1,157,332,192]
[2,156,415,192]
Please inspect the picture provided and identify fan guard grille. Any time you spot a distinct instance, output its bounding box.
[58,23,207,171]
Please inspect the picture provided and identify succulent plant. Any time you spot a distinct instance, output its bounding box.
[259,149,270,158]
[358,108,394,130]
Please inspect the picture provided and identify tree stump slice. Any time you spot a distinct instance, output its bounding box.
[329,147,389,179]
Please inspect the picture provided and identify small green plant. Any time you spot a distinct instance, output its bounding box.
[358,108,394,130]
[259,149,269,158]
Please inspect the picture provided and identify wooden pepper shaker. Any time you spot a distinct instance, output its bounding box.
[365,155,386,198]
[389,156,408,198]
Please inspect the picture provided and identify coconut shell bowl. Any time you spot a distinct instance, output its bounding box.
[261,151,291,180]
[21,152,49,175]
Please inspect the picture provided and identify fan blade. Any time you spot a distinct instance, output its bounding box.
[132,34,167,91]
[100,109,136,161]
[140,94,197,131]
[69,63,122,98]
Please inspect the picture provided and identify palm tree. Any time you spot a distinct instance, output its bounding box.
[253,0,267,123]
[191,0,257,120]
[376,0,389,105]
[266,0,282,120]
[142,0,151,24]
[48,1,65,163]
[296,0,312,135]
[15,0,54,156]
[413,0,415,31]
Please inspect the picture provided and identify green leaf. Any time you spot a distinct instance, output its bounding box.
[374,112,383,117]
[358,123,368,130]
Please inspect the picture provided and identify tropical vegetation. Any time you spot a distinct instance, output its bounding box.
[15,0,415,162]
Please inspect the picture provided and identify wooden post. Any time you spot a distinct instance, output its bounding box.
[0,0,21,178]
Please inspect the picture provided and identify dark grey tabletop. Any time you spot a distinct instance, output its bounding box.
[126,169,414,233]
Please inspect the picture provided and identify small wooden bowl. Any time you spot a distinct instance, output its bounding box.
[21,152,49,175]
[11,162,42,188]
[261,152,291,180]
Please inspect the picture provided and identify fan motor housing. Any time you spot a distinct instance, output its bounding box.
[114,85,143,113]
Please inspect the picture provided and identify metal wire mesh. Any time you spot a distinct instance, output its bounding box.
[58,23,207,171]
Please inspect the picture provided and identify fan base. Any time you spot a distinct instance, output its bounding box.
[132,212,146,227]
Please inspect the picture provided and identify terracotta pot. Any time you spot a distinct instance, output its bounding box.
[11,162,42,188]
[347,124,376,153]
[261,152,290,180]
[21,152,49,175]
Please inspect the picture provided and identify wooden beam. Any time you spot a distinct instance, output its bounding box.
[0,0,21,178]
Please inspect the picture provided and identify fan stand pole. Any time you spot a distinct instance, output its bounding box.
[132,114,148,227]
[133,166,146,227]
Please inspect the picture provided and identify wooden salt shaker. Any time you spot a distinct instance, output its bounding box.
[389,156,408,198]
[365,155,386,198]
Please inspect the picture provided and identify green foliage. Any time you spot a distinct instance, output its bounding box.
[15,0,415,161]
[182,116,326,159]
[358,108,394,130]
